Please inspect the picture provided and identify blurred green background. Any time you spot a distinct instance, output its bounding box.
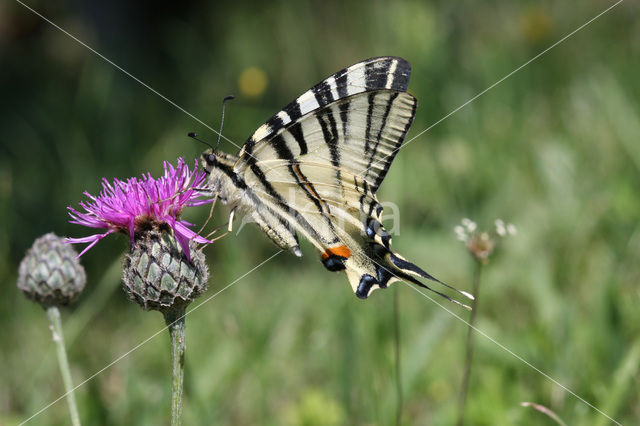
[1,0,639,424]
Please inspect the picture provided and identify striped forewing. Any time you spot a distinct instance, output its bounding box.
[237,89,416,252]
[238,56,411,157]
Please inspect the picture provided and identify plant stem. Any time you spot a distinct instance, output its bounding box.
[164,307,187,426]
[456,261,483,426]
[46,306,81,426]
[393,286,403,426]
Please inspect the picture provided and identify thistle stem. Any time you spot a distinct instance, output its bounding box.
[164,308,187,426]
[456,261,483,426]
[393,287,403,426]
[46,306,81,426]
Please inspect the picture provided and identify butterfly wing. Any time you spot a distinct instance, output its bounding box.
[240,55,412,159]
[228,57,469,304]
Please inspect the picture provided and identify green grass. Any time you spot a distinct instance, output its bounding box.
[1,0,639,424]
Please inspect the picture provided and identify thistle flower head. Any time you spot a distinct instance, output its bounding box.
[123,229,209,312]
[67,158,212,262]
[455,218,516,264]
[18,233,86,308]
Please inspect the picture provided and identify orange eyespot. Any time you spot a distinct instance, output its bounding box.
[321,245,352,260]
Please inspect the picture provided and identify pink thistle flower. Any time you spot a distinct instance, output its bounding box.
[67,158,212,262]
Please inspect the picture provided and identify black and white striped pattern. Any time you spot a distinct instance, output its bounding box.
[202,57,471,305]
[239,56,411,157]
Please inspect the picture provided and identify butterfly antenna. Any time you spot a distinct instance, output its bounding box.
[215,95,235,152]
[187,132,214,150]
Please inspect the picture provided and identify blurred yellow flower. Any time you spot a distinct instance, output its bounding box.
[520,7,553,44]
[238,66,268,97]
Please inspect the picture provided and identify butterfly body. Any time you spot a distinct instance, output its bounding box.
[202,57,471,305]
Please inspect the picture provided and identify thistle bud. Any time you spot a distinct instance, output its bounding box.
[17,233,86,308]
[123,229,208,312]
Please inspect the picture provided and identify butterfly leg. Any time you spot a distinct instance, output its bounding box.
[209,230,230,242]
[202,205,236,242]
[207,208,236,242]
[228,208,236,233]
[198,194,219,235]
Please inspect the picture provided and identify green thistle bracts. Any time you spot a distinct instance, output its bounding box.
[17,233,86,308]
[123,230,208,312]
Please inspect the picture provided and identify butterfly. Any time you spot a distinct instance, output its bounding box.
[201,56,472,307]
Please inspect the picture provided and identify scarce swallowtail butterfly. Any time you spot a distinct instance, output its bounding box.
[201,56,472,307]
